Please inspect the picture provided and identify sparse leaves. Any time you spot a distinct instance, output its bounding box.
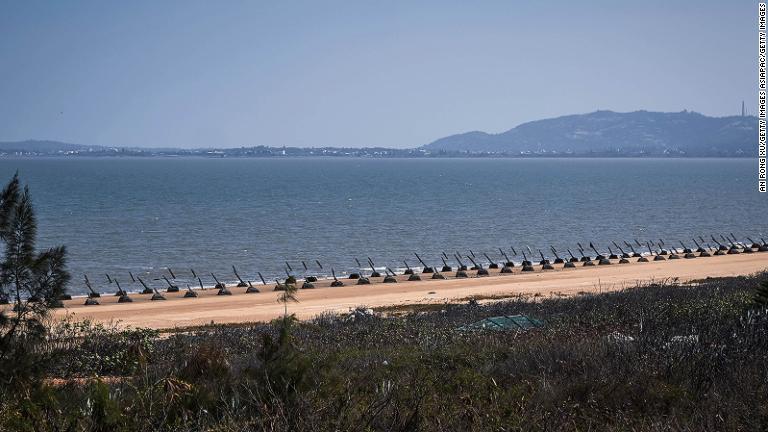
[277,282,299,317]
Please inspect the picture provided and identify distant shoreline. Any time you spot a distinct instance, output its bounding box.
[2,110,757,157]
[0,153,756,160]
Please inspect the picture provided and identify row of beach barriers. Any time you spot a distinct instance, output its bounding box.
[75,235,768,305]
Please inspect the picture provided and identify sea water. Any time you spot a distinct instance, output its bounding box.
[1,157,764,295]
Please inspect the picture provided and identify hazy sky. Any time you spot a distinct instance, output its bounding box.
[0,1,755,148]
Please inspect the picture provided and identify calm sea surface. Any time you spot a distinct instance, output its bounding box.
[0,157,765,295]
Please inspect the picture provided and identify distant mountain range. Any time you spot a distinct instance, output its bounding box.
[422,110,757,156]
[1,110,758,157]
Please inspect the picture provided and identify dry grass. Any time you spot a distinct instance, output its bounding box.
[2,273,768,431]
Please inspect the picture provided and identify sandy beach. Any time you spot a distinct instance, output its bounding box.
[54,252,768,329]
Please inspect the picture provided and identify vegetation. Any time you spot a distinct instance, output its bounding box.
[0,173,69,388]
[754,279,768,306]
[276,280,298,318]
[0,272,765,430]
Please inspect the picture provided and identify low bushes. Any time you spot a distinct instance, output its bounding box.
[2,274,768,431]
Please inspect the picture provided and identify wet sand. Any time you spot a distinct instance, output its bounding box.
[54,252,768,329]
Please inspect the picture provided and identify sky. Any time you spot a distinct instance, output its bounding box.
[0,0,756,149]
